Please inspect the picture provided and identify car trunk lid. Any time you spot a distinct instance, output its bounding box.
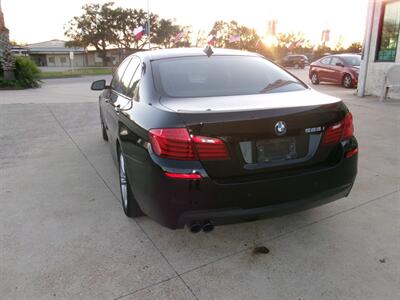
[160,90,347,179]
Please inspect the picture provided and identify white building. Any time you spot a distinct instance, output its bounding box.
[358,0,400,99]
[26,39,86,67]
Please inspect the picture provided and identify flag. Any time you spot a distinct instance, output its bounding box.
[174,31,184,43]
[229,34,240,43]
[133,26,144,41]
[207,35,216,46]
[296,39,304,47]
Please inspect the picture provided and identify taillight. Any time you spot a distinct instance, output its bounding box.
[323,112,354,145]
[149,128,229,161]
[148,128,195,160]
[191,135,230,160]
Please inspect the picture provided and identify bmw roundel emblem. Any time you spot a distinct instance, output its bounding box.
[274,121,287,136]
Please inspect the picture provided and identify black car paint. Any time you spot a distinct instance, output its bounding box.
[97,48,358,229]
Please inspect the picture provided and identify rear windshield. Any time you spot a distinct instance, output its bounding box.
[152,56,307,98]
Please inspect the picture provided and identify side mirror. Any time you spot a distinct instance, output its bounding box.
[336,62,344,67]
[91,79,106,91]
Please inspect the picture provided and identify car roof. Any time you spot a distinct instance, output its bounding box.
[332,53,361,57]
[137,47,261,61]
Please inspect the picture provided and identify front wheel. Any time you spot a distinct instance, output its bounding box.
[118,149,144,218]
[343,74,353,88]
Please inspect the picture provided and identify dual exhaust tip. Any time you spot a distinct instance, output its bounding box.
[189,220,214,233]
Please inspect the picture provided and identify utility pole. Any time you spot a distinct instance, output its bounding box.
[147,0,151,49]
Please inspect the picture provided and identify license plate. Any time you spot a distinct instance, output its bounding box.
[256,138,297,162]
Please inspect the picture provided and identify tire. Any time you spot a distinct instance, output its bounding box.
[343,74,353,88]
[101,119,108,141]
[118,146,144,218]
[311,72,319,85]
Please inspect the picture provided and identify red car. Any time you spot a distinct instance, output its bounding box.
[309,54,360,88]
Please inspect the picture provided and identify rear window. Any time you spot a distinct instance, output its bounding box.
[152,56,306,98]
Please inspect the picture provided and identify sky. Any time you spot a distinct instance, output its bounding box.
[3,0,369,47]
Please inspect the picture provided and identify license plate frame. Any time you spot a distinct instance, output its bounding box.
[256,137,297,163]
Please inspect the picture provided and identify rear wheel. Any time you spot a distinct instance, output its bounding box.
[311,72,319,85]
[118,148,144,218]
[343,74,353,88]
[101,119,108,141]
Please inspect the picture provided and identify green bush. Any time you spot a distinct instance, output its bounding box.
[0,78,20,88]
[14,57,41,88]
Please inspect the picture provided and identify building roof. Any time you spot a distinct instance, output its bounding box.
[27,39,84,54]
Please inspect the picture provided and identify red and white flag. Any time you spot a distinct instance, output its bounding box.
[207,35,216,46]
[229,34,240,43]
[174,31,184,43]
[133,26,144,41]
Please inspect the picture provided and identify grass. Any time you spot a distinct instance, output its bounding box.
[40,67,113,79]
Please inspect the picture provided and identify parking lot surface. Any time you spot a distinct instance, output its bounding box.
[0,70,399,299]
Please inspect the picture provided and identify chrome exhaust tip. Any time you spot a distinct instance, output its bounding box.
[202,221,214,233]
[189,222,202,233]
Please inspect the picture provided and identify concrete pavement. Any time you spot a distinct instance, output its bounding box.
[0,74,399,299]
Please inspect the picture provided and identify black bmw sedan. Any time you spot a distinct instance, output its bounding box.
[91,48,358,232]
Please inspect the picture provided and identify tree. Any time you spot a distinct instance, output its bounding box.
[346,42,362,54]
[151,19,191,48]
[113,8,160,50]
[1,45,15,80]
[209,20,260,51]
[64,2,118,66]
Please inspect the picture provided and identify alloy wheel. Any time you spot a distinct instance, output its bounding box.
[311,73,319,84]
[343,75,352,88]
[119,152,128,209]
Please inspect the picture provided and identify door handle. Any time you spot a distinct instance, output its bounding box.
[105,99,110,103]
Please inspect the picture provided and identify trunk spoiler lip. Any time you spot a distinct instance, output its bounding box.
[159,89,341,114]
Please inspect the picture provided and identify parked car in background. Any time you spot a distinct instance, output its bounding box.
[280,55,309,69]
[91,48,358,232]
[309,54,361,88]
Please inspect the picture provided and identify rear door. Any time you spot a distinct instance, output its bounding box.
[104,57,131,138]
[317,56,333,81]
[106,56,141,140]
[329,57,344,84]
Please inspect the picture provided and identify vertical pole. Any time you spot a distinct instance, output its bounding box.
[147,0,151,49]
[358,0,376,97]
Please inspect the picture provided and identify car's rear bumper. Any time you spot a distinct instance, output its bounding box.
[177,183,352,227]
[122,140,358,229]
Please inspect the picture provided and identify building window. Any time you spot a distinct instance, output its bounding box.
[48,56,55,64]
[60,57,67,63]
[376,1,400,62]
